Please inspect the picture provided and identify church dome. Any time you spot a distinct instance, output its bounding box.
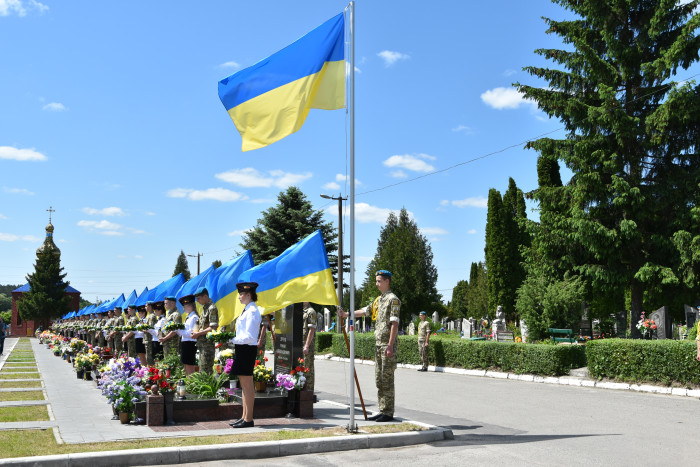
[37,221,60,257]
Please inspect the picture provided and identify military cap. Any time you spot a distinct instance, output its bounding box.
[152,301,165,311]
[164,296,177,302]
[376,270,392,278]
[136,305,147,313]
[236,282,258,293]
[419,311,426,315]
[194,287,209,297]
[127,304,137,310]
[179,295,196,305]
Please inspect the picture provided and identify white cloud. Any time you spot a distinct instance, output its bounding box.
[390,170,407,178]
[218,61,240,69]
[503,69,517,77]
[0,233,41,242]
[328,202,411,224]
[166,187,247,202]
[335,174,362,185]
[0,0,48,17]
[323,182,340,190]
[452,197,488,208]
[78,219,121,230]
[100,230,124,236]
[481,87,535,110]
[467,229,477,235]
[0,146,47,161]
[383,154,435,174]
[452,124,474,134]
[42,102,67,112]
[134,255,143,259]
[354,66,361,73]
[420,227,448,236]
[0,213,6,219]
[82,207,126,216]
[145,211,156,216]
[228,229,252,237]
[215,168,312,189]
[377,50,410,67]
[250,198,274,204]
[440,200,449,206]
[3,187,34,195]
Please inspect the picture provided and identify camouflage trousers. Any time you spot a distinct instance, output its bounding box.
[418,339,429,370]
[198,342,215,375]
[127,337,137,359]
[375,344,397,416]
[163,337,179,359]
[98,333,106,349]
[303,350,315,392]
[145,336,154,366]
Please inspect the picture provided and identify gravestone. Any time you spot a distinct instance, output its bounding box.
[579,304,592,338]
[448,321,454,331]
[591,319,601,338]
[615,311,627,338]
[520,319,528,343]
[317,312,324,332]
[649,306,671,340]
[432,311,440,324]
[492,305,506,334]
[684,305,698,330]
[273,303,304,375]
[462,318,472,338]
[323,308,331,332]
[408,322,415,336]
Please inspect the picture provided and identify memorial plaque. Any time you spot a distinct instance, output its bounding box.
[650,306,671,340]
[684,304,698,329]
[273,303,304,375]
[615,311,627,338]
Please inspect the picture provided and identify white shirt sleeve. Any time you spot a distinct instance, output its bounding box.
[178,313,199,341]
[231,303,262,345]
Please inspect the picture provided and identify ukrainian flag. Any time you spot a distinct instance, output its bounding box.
[209,251,255,327]
[234,229,339,319]
[218,12,345,151]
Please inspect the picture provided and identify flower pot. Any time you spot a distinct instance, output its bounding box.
[254,381,267,393]
[119,412,130,424]
[76,369,84,379]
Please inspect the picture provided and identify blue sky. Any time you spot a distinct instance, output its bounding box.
[1,0,573,305]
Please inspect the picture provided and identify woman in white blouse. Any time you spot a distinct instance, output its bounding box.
[177,295,199,376]
[228,282,261,429]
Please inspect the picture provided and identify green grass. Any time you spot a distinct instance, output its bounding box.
[1,369,39,373]
[0,391,44,402]
[5,360,36,364]
[0,424,425,459]
[0,373,40,380]
[0,381,41,389]
[0,405,49,422]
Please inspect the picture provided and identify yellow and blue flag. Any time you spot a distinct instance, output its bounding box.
[234,229,339,319]
[218,12,345,151]
[208,251,255,327]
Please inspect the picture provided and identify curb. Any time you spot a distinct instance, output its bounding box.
[0,427,452,466]
[322,355,700,399]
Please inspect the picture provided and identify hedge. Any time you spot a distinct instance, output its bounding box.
[315,332,334,353]
[586,339,700,386]
[329,333,586,376]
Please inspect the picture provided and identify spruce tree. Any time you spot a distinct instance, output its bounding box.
[485,189,508,319]
[173,250,192,281]
[517,0,700,335]
[17,249,72,327]
[240,186,343,283]
[361,208,440,324]
[466,261,489,318]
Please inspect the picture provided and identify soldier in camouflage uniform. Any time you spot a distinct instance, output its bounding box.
[106,309,118,354]
[302,302,317,392]
[193,287,218,375]
[143,302,158,365]
[343,270,400,422]
[417,311,431,371]
[103,310,113,351]
[122,305,139,359]
[112,307,125,356]
[159,297,182,359]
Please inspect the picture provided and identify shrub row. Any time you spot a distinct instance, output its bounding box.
[586,339,700,386]
[329,333,586,376]
[315,332,334,353]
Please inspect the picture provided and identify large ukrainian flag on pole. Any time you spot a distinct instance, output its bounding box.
[209,251,255,327]
[234,230,339,319]
[218,12,345,151]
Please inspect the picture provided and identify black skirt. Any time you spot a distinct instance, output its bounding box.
[135,338,146,354]
[229,344,257,376]
[180,341,197,365]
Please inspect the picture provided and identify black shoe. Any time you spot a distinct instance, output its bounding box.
[375,414,394,422]
[111,415,119,420]
[417,368,426,372]
[367,413,382,421]
[232,420,254,428]
[229,418,243,427]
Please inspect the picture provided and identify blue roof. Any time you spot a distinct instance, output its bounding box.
[13,283,80,293]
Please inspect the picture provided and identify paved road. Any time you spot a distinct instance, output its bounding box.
[180,358,698,466]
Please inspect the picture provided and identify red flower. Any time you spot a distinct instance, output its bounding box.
[264,357,268,362]
[290,370,296,375]
[295,366,302,372]
[255,360,261,365]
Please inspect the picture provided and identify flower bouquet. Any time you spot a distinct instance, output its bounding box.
[135,323,153,332]
[636,311,657,338]
[70,338,87,353]
[145,367,176,393]
[162,322,185,333]
[253,357,273,383]
[275,359,309,391]
[206,329,236,343]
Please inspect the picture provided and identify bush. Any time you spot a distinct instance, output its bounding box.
[315,332,334,353]
[586,338,700,386]
[330,333,586,376]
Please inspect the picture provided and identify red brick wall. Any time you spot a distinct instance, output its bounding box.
[10,291,81,337]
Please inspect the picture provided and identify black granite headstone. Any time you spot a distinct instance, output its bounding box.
[273,303,303,375]
[650,306,671,340]
[684,305,698,330]
[615,311,627,338]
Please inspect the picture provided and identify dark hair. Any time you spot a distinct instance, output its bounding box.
[250,291,258,302]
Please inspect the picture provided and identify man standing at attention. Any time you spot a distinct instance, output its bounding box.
[417,311,431,372]
[342,270,400,422]
[192,287,218,375]
[302,302,317,392]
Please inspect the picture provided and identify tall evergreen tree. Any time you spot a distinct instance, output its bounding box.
[466,261,489,318]
[450,280,469,319]
[17,249,72,326]
[361,208,440,324]
[517,0,700,335]
[173,250,191,281]
[485,189,508,319]
[240,186,344,284]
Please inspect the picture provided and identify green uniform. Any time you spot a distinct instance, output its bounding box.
[126,315,139,359]
[113,314,125,356]
[161,309,182,358]
[197,302,218,374]
[302,306,317,392]
[373,291,401,416]
[417,320,431,370]
[144,313,159,365]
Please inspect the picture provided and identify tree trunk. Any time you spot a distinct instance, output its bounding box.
[629,280,643,339]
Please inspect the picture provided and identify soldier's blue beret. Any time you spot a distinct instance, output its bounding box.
[419,311,426,315]
[194,287,209,296]
[376,270,392,278]
[164,296,177,301]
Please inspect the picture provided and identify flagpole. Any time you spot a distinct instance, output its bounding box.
[347,0,356,433]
